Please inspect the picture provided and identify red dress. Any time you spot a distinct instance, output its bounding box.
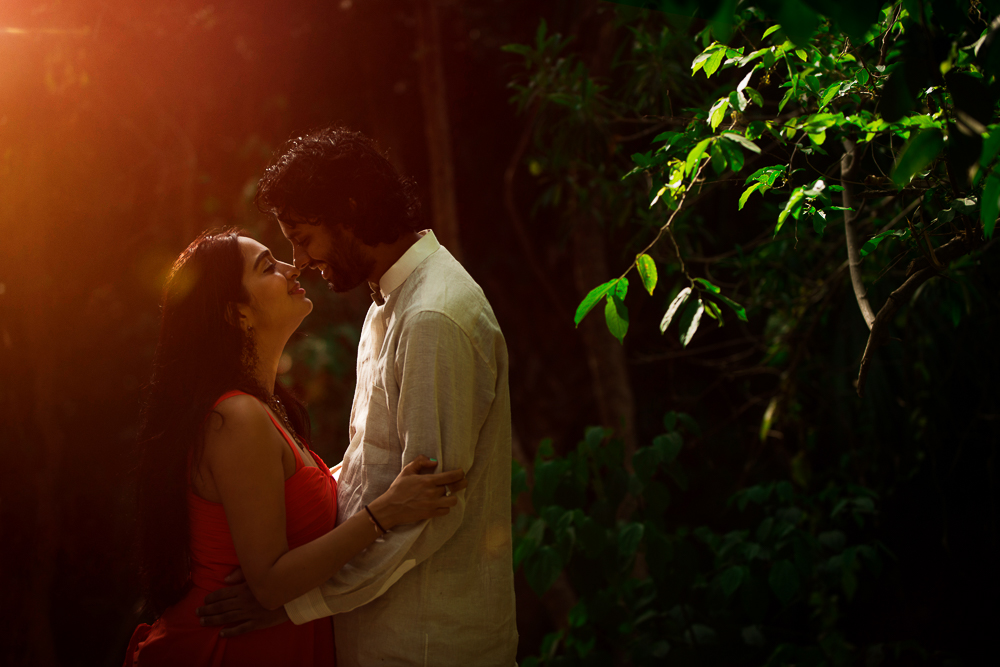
[124,391,337,666]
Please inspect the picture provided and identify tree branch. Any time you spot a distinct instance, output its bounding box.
[856,232,982,396]
[842,138,877,328]
[879,4,903,68]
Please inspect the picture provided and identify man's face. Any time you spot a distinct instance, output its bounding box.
[277,214,375,293]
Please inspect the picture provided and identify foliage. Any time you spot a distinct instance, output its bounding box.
[504,1,1000,664]
[512,417,897,667]
[506,1,997,389]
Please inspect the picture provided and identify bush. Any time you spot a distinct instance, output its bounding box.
[513,415,900,667]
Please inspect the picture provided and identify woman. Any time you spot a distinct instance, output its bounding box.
[124,229,465,666]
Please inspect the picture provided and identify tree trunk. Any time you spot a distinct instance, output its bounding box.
[415,0,463,261]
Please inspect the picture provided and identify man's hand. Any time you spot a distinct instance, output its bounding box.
[196,568,289,638]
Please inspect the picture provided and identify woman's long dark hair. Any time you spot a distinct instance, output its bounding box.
[136,229,310,616]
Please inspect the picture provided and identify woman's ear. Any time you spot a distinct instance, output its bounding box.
[225,303,253,331]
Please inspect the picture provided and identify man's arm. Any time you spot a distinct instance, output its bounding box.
[284,310,493,624]
[196,568,289,637]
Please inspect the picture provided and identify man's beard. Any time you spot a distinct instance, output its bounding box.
[323,236,375,293]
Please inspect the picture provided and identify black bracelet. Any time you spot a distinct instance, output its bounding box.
[364,504,388,536]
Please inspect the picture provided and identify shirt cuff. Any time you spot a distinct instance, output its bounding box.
[284,586,331,625]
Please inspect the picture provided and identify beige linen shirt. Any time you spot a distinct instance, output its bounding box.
[285,231,518,666]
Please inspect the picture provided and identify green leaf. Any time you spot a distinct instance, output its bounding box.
[719,565,746,597]
[663,412,677,432]
[633,446,662,484]
[737,48,768,67]
[739,182,762,210]
[637,254,658,295]
[982,173,1000,239]
[745,165,785,188]
[745,120,767,140]
[860,229,909,257]
[514,518,546,567]
[631,152,651,168]
[891,128,944,188]
[768,559,800,604]
[685,137,713,177]
[718,138,745,174]
[574,280,616,326]
[813,210,827,235]
[649,185,668,209]
[525,545,563,595]
[618,522,645,558]
[694,278,721,293]
[709,97,730,131]
[678,297,705,348]
[612,277,628,301]
[778,85,796,112]
[605,295,629,344]
[820,82,841,108]
[776,188,806,234]
[704,299,724,327]
[653,432,683,462]
[744,86,764,108]
[535,19,548,49]
[802,178,827,197]
[722,132,762,154]
[511,459,528,499]
[653,130,681,145]
[762,24,782,41]
[761,49,777,70]
[660,287,691,333]
[691,49,714,76]
[710,140,727,174]
[717,294,748,322]
[855,67,870,86]
[704,46,727,78]
[979,129,1000,169]
[729,90,748,113]
[501,43,531,56]
[762,166,786,188]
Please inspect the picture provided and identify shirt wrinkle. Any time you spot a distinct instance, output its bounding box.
[284,239,517,667]
[398,308,499,381]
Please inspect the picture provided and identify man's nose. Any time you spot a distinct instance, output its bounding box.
[291,247,309,269]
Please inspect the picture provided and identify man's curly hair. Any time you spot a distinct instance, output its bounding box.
[255,126,422,246]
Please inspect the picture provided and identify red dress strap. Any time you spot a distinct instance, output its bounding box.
[213,390,305,470]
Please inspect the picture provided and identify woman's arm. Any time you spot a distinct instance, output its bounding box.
[204,396,464,611]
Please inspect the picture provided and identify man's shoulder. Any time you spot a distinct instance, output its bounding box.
[402,249,493,320]
[393,248,505,351]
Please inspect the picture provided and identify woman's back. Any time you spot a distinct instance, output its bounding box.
[124,391,338,667]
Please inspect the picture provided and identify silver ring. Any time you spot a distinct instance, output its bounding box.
[444,485,452,497]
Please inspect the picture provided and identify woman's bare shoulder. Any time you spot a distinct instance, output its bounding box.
[205,393,272,445]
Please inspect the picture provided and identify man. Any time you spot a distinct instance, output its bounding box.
[197,127,517,666]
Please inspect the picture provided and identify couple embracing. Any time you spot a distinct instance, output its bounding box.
[124,127,517,666]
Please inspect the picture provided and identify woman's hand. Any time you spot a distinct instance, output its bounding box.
[367,455,467,531]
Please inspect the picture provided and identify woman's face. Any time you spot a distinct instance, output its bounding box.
[237,237,313,335]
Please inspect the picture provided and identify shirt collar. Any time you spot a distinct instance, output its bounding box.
[372,230,440,302]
